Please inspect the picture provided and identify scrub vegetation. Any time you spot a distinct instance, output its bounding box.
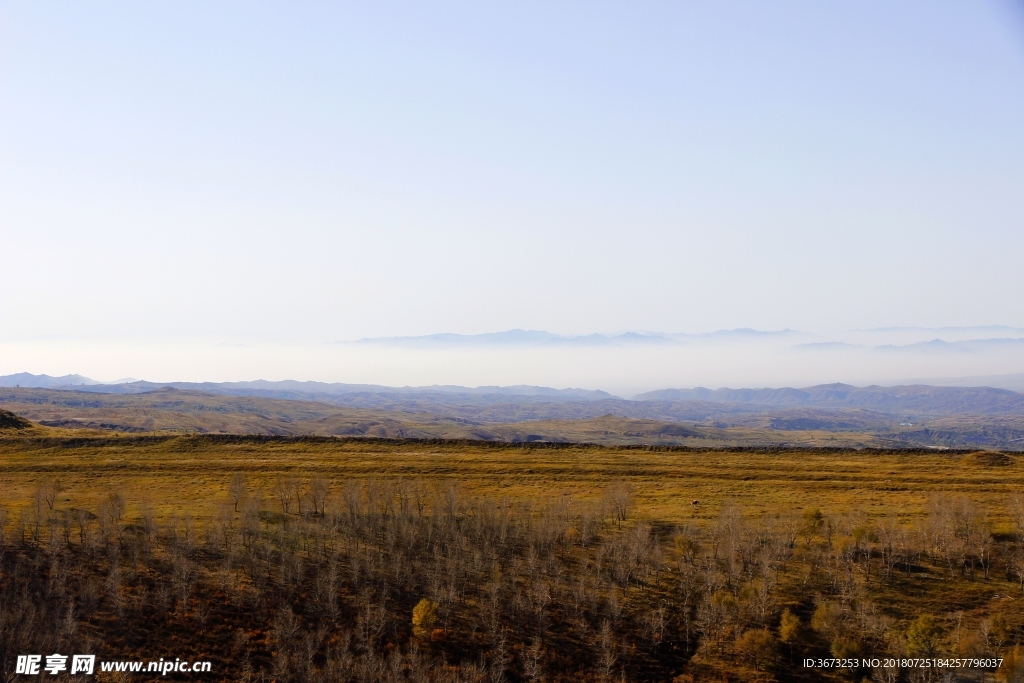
[2,431,1024,682]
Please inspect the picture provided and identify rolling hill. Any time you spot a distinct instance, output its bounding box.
[2,386,1023,449]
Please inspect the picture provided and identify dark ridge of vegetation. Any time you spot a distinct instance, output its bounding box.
[0,408,31,430]
[0,430,996,456]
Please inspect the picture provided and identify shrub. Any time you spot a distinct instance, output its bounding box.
[737,628,776,671]
[412,598,438,638]
[779,608,800,644]
[830,634,860,660]
[906,614,943,658]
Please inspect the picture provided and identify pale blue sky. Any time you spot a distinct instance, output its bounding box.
[3,1,1024,346]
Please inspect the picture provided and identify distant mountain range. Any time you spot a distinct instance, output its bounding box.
[0,374,613,401]
[4,373,1024,419]
[349,328,802,346]
[861,325,1024,334]
[797,338,1024,352]
[0,372,103,388]
[345,327,1024,349]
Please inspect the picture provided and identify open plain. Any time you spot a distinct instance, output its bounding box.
[1,432,1022,524]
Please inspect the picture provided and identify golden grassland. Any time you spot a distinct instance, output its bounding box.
[1,433,1020,529]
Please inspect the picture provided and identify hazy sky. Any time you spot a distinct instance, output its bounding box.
[3,1,1024,352]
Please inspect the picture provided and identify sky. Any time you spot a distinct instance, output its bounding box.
[2,1,1024,387]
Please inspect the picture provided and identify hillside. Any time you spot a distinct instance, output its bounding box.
[0,387,475,438]
[0,408,33,430]
[2,386,1023,449]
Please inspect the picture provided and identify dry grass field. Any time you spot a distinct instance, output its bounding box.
[4,423,1024,682]
[1,433,1021,525]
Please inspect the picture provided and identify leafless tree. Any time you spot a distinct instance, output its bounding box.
[229,473,248,512]
[520,638,544,683]
[275,476,298,515]
[308,477,330,517]
[41,477,65,511]
[598,620,617,682]
[604,481,632,525]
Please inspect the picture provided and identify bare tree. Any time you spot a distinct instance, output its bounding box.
[604,482,632,525]
[30,486,46,542]
[308,477,330,517]
[488,635,510,683]
[275,476,298,515]
[41,477,65,511]
[229,473,248,512]
[598,620,617,682]
[102,492,126,532]
[520,638,544,683]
